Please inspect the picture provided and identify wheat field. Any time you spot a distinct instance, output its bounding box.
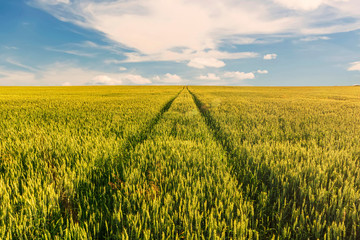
[0,86,359,239]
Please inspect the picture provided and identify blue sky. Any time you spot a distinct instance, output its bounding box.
[1,0,360,86]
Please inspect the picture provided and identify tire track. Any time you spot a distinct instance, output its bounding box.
[187,87,238,168]
[115,86,185,181]
[188,87,275,237]
[122,86,185,156]
[72,87,184,239]
[115,89,256,238]
[104,86,186,183]
[188,87,350,239]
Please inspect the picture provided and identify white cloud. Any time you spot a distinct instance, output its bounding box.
[257,69,269,74]
[0,62,151,86]
[88,75,122,85]
[55,0,70,4]
[6,58,39,72]
[162,73,182,83]
[228,37,257,45]
[124,50,257,63]
[123,50,257,70]
[45,47,95,57]
[4,46,18,50]
[348,61,360,71]
[264,54,277,60]
[0,69,37,86]
[122,49,257,68]
[226,37,284,45]
[223,71,255,80]
[104,60,128,72]
[197,73,220,81]
[88,73,151,85]
[37,63,108,85]
[70,41,126,55]
[62,81,72,86]
[37,0,70,5]
[273,0,348,11]
[123,74,152,84]
[188,58,225,69]
[31,0,360,58]
[273,0,325,11]
[153,73,184,84]
[104,59,122,64]
[299,36,330,42]
[26,0,296,58]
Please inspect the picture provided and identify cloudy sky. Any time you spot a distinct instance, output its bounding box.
[1,0,360,86]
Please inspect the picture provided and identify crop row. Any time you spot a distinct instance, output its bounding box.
[189,86,360,239]
[1,86,359,239]
[0,86,182,239]
[106,90,257,239]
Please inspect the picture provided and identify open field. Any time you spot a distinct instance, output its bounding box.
[0,86,359,239]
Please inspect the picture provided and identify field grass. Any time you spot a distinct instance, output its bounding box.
[0,86,359,239]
